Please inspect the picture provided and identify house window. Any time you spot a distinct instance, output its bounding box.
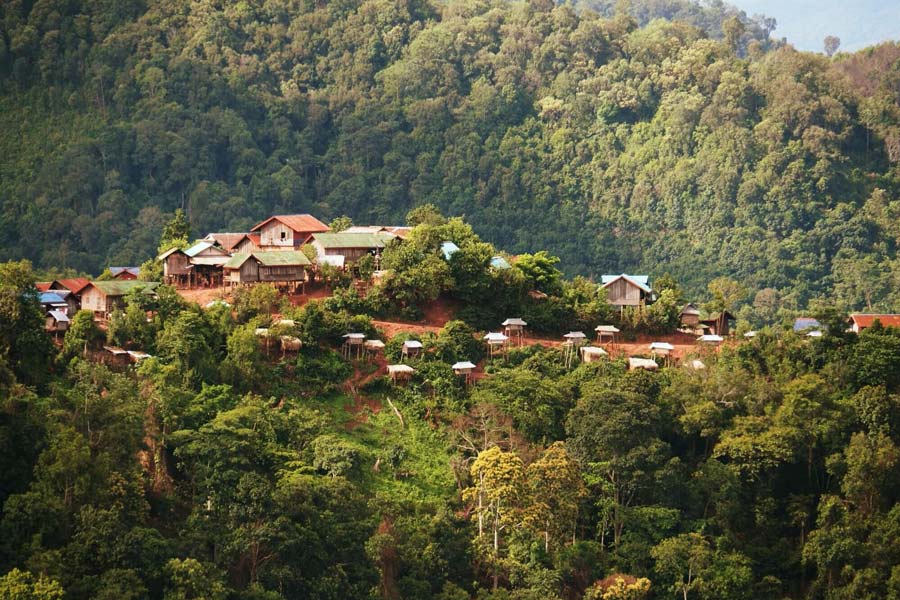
[280,231,286,240]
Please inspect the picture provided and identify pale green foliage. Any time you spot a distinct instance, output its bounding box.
[0,568,64,600]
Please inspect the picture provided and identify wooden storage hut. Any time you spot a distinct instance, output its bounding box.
[402,340,423,361]
[580,346,608,363]
[452,361,477,384]
[697,334,723,346]
[502,318,527,346]
[46,310,70,333]
[342,333,366,359]
[628,357,659,371]
[483,332,509,358]
[649,342,674,356]
[388,364,415,383]
[601,274,653,309]
[595,325,620,345]
[680,303,701,327]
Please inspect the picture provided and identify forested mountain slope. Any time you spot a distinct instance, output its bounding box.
[2,0,900,307]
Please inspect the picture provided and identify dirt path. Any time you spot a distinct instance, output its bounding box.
[343,355,389,429]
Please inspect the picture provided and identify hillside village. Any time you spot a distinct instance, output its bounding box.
[33,211,900,375]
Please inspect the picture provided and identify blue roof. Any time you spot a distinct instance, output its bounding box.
[441,241,460,260]
[184,241,216,257]
[490,256,511,269]
[40,292,67,304]
[793,318,822,332]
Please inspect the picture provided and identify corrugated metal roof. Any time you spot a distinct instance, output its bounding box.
[452,361,477,370]
[849,314,900,329]
[184,241,226,257]
[254,251,311,266]
[441,241,460,260]
[317,255,345,267]
[312,232,394,249]
[601,274,652,293]
[88,281,159,296]
[250,214,330,233]
[48,310,69,322]
[793,317,822,332]
[57,278,90,294]
[223,253,253,269]
[40,292,67,304]
[109,267,140,276]
[490,256,511,269]
[158,247,185,260]
[203,232,250,251]
[36,282,52,292]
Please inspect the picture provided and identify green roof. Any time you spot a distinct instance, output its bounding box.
[254,251,311,266]
[312,232,394,249]
[223,253,252,269]
[90,281,160,296]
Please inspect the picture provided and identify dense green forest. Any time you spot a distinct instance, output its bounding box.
[3,208,900,599]
[2,0,900,308]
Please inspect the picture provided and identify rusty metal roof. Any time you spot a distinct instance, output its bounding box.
[250,214,330,234]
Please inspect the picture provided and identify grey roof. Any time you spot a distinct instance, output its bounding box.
[793,317,822,332]
[490,256,511,269]
[403,340,424,348]
[48,310,70,322]
[502,318,527,326]
[452,361,477,370]
[441,241,460,260]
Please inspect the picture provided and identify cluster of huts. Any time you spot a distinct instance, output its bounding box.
[36,276,161,330]
[158,215,413,290]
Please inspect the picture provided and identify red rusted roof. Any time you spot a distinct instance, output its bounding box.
[247,233,261,246]
[250,215,330,234]
[849,314,900,329]
[58,278,91,295]
[36,282,52,292]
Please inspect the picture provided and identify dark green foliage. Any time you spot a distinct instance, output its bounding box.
[1,1,899,312]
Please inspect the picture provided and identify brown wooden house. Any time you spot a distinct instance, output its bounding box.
[250,215,330,250]
[223,253,260,286]
[159,248,191,287]
[601,274,653,309]
[224,251,311,291]
[310,232,395,267]
[80,281,159,320]
[184,241,230,287]
[700,311,736,336]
